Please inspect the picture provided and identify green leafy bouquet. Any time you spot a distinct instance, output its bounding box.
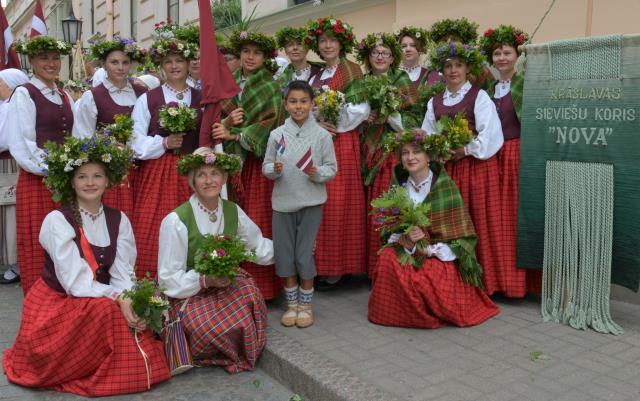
[358,74,402,123]
[121,273,169,334]
[102,114,134,145]
[437,112,475,149]
[370,185,431,268]
[417,81,446,107]
[194,234,256,282]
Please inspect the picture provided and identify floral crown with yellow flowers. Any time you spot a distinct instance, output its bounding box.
[41,134,134,203]
[14,36,72,57]
[478,25,529,64]
[177,152,242,176]
[395,26,429,52]
[304,16,356,57]
[429,42,485,77]
[356,32,402,70]
[89,36,147,63]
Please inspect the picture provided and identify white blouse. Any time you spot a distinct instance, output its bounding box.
[421,81,503,160]
[39,208,136,299]
[158,195,275,299]
[73,79,140,138]
[130,84,193,160]
[493,80,511,99]
[8,77,75,175]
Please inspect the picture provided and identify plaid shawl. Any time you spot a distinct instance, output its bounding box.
[484,70,524,120]
[328,58,363,93]
[276,61,323,91]
[221,67,284,158]
[360,69,421,185]
[393,163,484,287]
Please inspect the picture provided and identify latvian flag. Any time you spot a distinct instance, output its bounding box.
[296,147,314,174]
[275,135,286,154]
[30,0,47,38]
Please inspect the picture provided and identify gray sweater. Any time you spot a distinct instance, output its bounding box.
[262,117,338,213]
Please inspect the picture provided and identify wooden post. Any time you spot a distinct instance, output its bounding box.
[585,0,594,37]
[106,0,114,40]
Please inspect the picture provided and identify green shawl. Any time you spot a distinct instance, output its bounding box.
[484,70,524,120]
[276,61,324,91]
[221,67,284,158]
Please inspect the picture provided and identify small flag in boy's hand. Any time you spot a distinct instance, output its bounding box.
[275,135,286,154]
[296,147,314,174]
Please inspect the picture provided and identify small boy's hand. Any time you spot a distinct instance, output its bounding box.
[274,161,283,174]
[305,166,317,177]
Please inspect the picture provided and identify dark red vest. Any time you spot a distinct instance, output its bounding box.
[492,91,520,140]
[42,205,121,293]
[415,68,444,89]
[23,83,74,147]
[92,82,147,126]
[432,86,480,133]
[146,86,201,154]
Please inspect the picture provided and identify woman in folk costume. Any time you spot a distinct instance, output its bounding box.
[211,30,283,300]
[0,69,29,284]
[7,36,74,295]
[479,25,541,296]
[130,33,201,279]
[73,37,148,219]
[274,27,322,90]
[420,43,507,294]
[158,148,271,373]
[3,135,170,396]
[396,26,442,89]
[353,33,420,272]
[368,136,499,328]
[305,17,367,286]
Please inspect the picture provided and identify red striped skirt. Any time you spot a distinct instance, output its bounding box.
[315,131,366,276]
[132,155,192,279]
[237,153,281,300]
[366,153,397,275]
[171,271,266,373]
[102,168,136,220]
[15,170,57,295]
[2,279,170,396]
[445,156,507,295]
[497,139,542,295]
[368,248,500,328]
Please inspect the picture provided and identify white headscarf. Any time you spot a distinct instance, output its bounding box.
[0,68,29,93]
[91,67,107,87]
[137,74,161,90]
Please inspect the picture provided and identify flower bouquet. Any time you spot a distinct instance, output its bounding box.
[314,85,346,128]
[370,185,431,268]
[121,273,169,334]
[158,101,197,154]
[359,74,402,124]
[102,114,134,145]
[193,234,256,282]
[437,112,475,150]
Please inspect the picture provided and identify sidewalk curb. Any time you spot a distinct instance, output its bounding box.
[260,327,401,401]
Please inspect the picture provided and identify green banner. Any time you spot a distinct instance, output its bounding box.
[517,34,640,291]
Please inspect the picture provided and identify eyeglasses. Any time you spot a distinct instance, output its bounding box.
[370,51,392,59]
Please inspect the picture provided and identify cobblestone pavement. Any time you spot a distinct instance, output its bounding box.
[267,275,640,401]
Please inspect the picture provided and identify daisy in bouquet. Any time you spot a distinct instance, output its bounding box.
[194,234,256,283]
[158,101,197,154]
[101,114,135,145]
[121,273,169,334]
[314,84,346,128]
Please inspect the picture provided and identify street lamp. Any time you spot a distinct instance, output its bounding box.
[61,7,83,79]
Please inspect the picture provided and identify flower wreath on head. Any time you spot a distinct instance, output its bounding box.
[304,16,355,56]
[395,26,429,52]
[428,17,479,45]
[41,134,135,203]
[429,42,484,77]
[89,36,147,63]
[356,32,402,70]
[149,38,199,63]
[177,152,242,176]
[173,24,200,46]
[151,18,179,41]
[275,26,308,49]
[478,25,529,63]
[14,36,72,57]
[228,30,279,72]
[383,129,451,161]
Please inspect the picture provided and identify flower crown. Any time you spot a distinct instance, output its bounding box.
[177,152,242,176]
[228,30,278,58]
[173,24,200,46]
[63,79,89,92]
[395,26,429,51]
[429,42,484,77]
[304,16,355,56]
[428,17,479,45]
[275,26,308,49]
[14,36,72,57]
[383,129,451,160]
[356,33,402,70]
[41,134,134,203]
[89,36,147,63]
[149,38,199,63]
[151,18,179,41]
[478,25,529,63]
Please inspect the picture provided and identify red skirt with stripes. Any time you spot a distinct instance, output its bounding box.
[171,270,266,373]
[102,167,136,220]
[445,156,507,295]
[15,170,57,295]
[366,153,397,275]
[368,248,500,328]
[2,279,170,396]
[497,139,542,296]
[132,155,192,279]
[315,130,366,276]
[236,153,281,300]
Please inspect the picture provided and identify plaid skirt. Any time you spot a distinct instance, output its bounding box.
[171,271,266,373]
[315,130,366,276]
[368,248,500,328]
[132,155,192,279]
[2,279,170,396]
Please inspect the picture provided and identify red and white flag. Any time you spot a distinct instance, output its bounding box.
[296,147,314,174]
[1,5,21,70]
[30,0,47,38]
